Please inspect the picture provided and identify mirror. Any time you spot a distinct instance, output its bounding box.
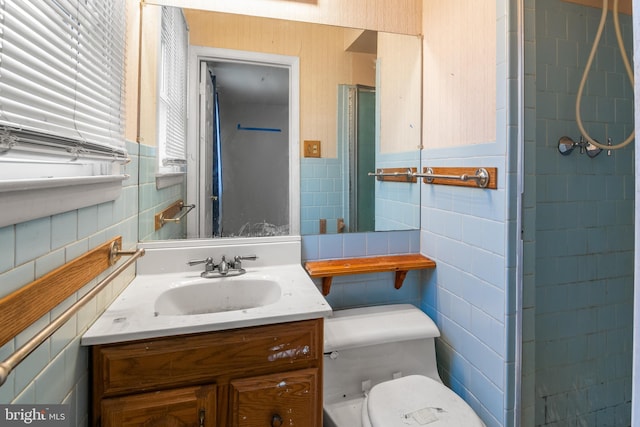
[138,5,422,241]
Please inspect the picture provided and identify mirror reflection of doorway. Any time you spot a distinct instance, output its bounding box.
[198,60,290,237]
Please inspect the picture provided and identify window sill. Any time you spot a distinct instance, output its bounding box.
[0,175,128,228]
[156,172,185,189]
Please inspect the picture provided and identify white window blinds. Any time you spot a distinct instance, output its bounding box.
[0,0,127,177]
[158,6,188,173]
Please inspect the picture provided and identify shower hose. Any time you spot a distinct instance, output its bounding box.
[575,0,635,150]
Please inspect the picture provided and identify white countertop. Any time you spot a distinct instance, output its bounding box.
[82,263,331,346]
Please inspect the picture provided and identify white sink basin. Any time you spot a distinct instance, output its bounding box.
[154,278,281,316]
[82,258,332,346]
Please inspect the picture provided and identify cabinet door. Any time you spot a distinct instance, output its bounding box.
[230,368,320,427]
[101,384,216,427]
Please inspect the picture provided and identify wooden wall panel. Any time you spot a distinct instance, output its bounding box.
[138,6,161,147]
[378,32,422,153]
[125,1,141,142]
[145,0,422,36]
[423,0,496,149]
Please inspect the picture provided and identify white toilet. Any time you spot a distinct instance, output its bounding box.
[323,304,486,427]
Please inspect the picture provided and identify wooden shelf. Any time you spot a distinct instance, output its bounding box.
[304,254,436,295]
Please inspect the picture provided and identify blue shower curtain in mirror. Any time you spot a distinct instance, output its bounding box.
[212,75,223,236]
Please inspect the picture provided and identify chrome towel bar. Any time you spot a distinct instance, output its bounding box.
[368,168,414,179]
[160,202,195,225]
[414,167,490,188]
[367,167,417,183]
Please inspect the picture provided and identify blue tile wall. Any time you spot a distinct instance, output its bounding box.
[300,153,420,234]
[421,181,511,427]
[528,1,634,426]
[374,151,421,231]
[138,145,187,241]
[300,157,344,234]
[418,1,518,426]
[0,140,140,425]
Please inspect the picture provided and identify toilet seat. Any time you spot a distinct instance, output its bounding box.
[365,375,485,427]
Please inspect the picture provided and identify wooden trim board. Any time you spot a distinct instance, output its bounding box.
[421,167,498,190]
[0,236,122,348]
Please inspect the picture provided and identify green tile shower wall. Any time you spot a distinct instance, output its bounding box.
[522,0,539,424]
[530,0,634,426]
[0,140,140,425]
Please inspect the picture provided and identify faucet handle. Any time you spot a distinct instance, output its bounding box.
[235,255,257,261]
[187,257,213,266]
[232,255,258,269]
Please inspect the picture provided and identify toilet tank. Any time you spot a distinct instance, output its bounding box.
[323,304,442,404]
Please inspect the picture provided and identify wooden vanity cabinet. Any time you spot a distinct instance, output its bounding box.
[91,318,323,427]
[101,385,216,426]
[230,368,318,427]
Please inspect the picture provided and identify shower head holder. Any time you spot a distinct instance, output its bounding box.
[557,136,602,158]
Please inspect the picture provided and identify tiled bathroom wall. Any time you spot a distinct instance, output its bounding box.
[300,157,344,234]
[138,144,187,241]
[528,0,634,425]
[419,147,512,427]
[0,141,140,424]
[374,151,422,231]
[521,0,538,423]
[418,1,518,426]
[300,154,420,235]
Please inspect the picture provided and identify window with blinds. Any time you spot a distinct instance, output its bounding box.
[0,0,128,227]
[158,6,188,174]
[0,0,127,180]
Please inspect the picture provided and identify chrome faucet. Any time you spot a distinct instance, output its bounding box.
[187,255,258,278]
[217,256,229,275]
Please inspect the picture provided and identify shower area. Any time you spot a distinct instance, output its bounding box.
[338,84,377,233]
[522,0,634,426]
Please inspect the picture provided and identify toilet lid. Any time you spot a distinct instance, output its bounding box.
[367,375,484,427]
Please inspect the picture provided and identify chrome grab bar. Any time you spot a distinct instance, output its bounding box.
[367,168,414,181]
[0,244,145,387]
[160,202,195,225]
[414,167,490,188]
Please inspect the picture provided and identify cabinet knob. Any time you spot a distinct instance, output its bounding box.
[271,414,283,427]
[199,409,205,427]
